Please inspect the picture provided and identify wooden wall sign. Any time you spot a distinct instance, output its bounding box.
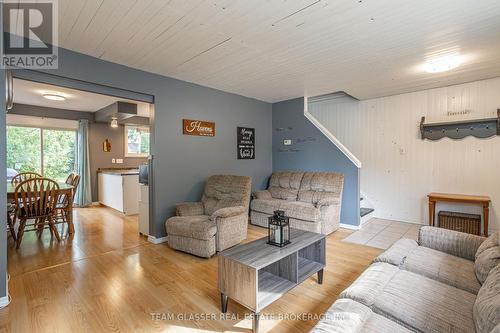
[183,119,216,137]
[237,127,255,159]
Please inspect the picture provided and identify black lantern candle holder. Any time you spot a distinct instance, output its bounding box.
[267,210,291,247]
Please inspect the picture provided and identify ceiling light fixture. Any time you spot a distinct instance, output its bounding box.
[42,93,66,101]
[110,117,118,128]
[424,54,463,73]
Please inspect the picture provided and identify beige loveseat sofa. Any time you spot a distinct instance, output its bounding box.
[165,175,251,258]
[311,227,500,333]
[250,171,344,235]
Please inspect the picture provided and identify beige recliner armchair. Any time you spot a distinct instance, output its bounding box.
[165,175,251,258]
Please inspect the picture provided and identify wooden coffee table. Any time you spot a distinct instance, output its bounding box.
[218,228,326,333]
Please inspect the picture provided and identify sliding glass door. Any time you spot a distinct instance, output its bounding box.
[7,126,77,181]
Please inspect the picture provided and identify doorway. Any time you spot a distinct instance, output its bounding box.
[5,72,156,274]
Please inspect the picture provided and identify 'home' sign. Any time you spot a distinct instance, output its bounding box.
[183,119,216,137]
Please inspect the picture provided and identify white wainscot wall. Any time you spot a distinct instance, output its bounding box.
[310,77,500,233]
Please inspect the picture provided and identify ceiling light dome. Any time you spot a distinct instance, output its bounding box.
[42,93,66,101]
[424,54,463,73]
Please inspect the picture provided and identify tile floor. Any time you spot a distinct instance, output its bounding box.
[343,218,421,249]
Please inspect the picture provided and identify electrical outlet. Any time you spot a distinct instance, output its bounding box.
[111,158,116,163]
[116,158,123,164]
[283,139,292,145]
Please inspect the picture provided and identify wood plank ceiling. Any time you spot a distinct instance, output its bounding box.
[9,0,500,102]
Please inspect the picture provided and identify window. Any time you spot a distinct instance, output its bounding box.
[125,125,150,157]
[7,125,77,182]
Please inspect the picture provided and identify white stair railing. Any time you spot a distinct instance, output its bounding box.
[304,95,362,168]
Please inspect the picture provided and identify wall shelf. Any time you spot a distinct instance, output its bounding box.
[420,110,500,140]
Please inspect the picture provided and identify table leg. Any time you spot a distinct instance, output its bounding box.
[7,211,16,241]
[252,312,260,333]
[220,293,228,313]
[428,200,436,226]
[317,269,324,285]
[67,202,74,235]
[483,204,489,237]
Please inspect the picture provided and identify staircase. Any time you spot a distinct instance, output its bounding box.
[360,195,375,225]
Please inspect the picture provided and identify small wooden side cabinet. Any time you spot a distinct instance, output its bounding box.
[428,192,491,237]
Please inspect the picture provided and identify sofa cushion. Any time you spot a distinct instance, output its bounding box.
[340,262,399,306]
[280,201,320,222]
[402,246,481,294]
[251,199,320,222]
[310,298,411,333]
[298,172,344,204]
[340,262,477,333]
[374,239,481,294]
[376,267,477,333]
[201,175,251,215]
[268,171,304,200]
[252,190,272,200]
[419,226,485,261]
[268,187,299,201]
[474,264,500,333]
[250,198,283,215]
[166,215,216,240]
[475,231,500,284]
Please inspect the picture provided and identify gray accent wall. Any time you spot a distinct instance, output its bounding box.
[9,46,273,240]
[10,103,148,201]
[272,98,360,226]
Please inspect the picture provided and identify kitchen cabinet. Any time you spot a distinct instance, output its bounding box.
[98,170,139,215]
[139,184,149,235]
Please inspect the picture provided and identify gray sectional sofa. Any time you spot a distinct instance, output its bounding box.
[250,171,344,235]
[311,226,500,333]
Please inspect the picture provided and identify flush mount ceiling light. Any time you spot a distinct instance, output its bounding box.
[424,54,463,73]
[110,117,118,128]
[42,93,66,101]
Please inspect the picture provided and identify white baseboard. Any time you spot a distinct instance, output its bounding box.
[0,295,9,308]
[0,273,9,308]
[148,235,168,244]
[340,223,361,230]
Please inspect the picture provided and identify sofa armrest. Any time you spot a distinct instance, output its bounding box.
[176,202,204,216]
[316,197,341,208]
[213,206,248,252]
[374,238,419,266]
[212,206,247,219]
[418,226,486,261]
[252,190,272,200]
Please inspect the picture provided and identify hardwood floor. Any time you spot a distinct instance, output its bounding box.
[0,207,382,333]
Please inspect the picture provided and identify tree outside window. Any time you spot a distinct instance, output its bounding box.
[125,125,150,157]
[7,125,77,182]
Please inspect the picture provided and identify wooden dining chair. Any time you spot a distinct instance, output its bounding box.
[55,173,80,231]
[11,172,42,184]
[7,203,16,241]
[7,172,41,242]
[13,178,61,249]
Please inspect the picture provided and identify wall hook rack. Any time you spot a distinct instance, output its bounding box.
[420,109,500,140]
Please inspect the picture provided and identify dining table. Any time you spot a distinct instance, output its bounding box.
[7,182,76,235]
